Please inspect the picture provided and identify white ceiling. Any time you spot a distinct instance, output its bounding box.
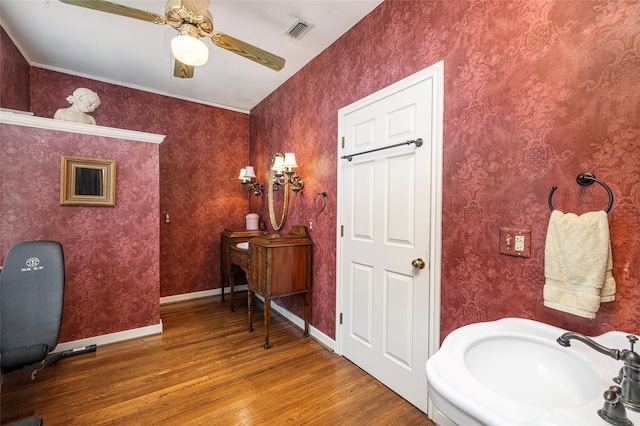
[0,0,382,112]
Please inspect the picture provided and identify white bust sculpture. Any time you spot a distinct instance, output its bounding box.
[54,88,101,125]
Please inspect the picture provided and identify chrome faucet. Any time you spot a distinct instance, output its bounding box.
[558,332,640,413]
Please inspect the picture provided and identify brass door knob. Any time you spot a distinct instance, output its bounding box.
[412,258,426,270]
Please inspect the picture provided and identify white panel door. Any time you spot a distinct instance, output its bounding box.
[338,63,443,413]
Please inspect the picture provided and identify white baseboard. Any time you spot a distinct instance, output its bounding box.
[159,285,247,305]
[160,288,336,351]
[52,321,163,353]
[52,289,335,354]
[54,288,230,353]
[253,294,336,351]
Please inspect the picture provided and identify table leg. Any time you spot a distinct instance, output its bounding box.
[229,272,236,312]
[220,271,226,302]
[263,299,271,349]
[248,290,254,332]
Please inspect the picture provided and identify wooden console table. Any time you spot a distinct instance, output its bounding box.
[220,228,267,312]
[247,226,312,349]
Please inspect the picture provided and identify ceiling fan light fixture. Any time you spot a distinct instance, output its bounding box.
[171,34,209,66]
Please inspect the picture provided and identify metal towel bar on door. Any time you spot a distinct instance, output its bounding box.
[548,172,614,213]
[341,138,423,161]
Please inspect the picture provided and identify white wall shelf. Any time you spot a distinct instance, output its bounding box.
[0,110,165,144]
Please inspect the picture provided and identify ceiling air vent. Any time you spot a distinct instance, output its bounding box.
[286,18,314,40]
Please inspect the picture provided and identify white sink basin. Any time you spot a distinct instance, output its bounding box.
[236,242,249,250]
[426,318,640,425]
[465,335,601,407]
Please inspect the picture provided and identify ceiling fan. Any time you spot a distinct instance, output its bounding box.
[59,0,285,78]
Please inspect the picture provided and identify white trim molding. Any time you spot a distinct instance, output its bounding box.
[0,110,165,144]
[159,285,245,305]
[160,288,223,305]
[160,289,336,351]
[52,321,163,353]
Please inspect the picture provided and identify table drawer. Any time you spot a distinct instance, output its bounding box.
[231,245,249,270]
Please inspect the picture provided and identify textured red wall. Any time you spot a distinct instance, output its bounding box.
[1,46,249,341]
[28,68,250,298]
[0,26,30,111]
[251,0,640,340]
[0,124,160,342]
[3,0,638,344]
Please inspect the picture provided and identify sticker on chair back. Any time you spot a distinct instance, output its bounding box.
[22,256,44,272]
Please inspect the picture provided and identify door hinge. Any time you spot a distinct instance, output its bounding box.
[341,136,345,149]
[340,313,343,325]
[340,225,344,237]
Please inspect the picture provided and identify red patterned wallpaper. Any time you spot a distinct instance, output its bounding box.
[0,124,160,342]
[3,0,638,344]
[2,48,249,341]
[27,68,250,298]
[0,27,30,111]
[251,0,640,340]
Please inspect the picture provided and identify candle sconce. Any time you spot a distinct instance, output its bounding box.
[267,152,305,230]
[238,166,264,197]
[271,152,305,195]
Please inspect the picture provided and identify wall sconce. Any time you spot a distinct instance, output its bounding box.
[238,166,264,197]
[271,152,305,195]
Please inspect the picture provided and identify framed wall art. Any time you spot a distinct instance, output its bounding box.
[60,156,116,206]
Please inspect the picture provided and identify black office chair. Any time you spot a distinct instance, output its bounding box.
[0,241,65,425]
[1,240,65,371]
[0,240,94,425]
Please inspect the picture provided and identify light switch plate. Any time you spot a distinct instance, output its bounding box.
[499,228,531,258]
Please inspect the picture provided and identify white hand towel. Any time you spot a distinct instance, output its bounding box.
[543,210,616,319]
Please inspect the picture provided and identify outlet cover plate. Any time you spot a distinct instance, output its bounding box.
[499,228,531,258]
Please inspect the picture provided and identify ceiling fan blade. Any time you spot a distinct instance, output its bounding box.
[59,0,167,24]
[173,59,195,79]
[211,33,285,72]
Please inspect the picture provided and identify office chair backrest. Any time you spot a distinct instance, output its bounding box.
[1,241,65,363]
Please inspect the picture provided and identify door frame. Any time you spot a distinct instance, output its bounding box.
[335,61,444,416]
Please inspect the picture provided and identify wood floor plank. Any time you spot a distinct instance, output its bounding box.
[1,296,434,425]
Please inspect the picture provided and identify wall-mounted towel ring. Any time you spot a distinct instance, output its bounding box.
[548,172,614,213]
[314,192,328,213]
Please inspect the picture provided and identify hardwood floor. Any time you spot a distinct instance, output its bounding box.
[2,295,435,425]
